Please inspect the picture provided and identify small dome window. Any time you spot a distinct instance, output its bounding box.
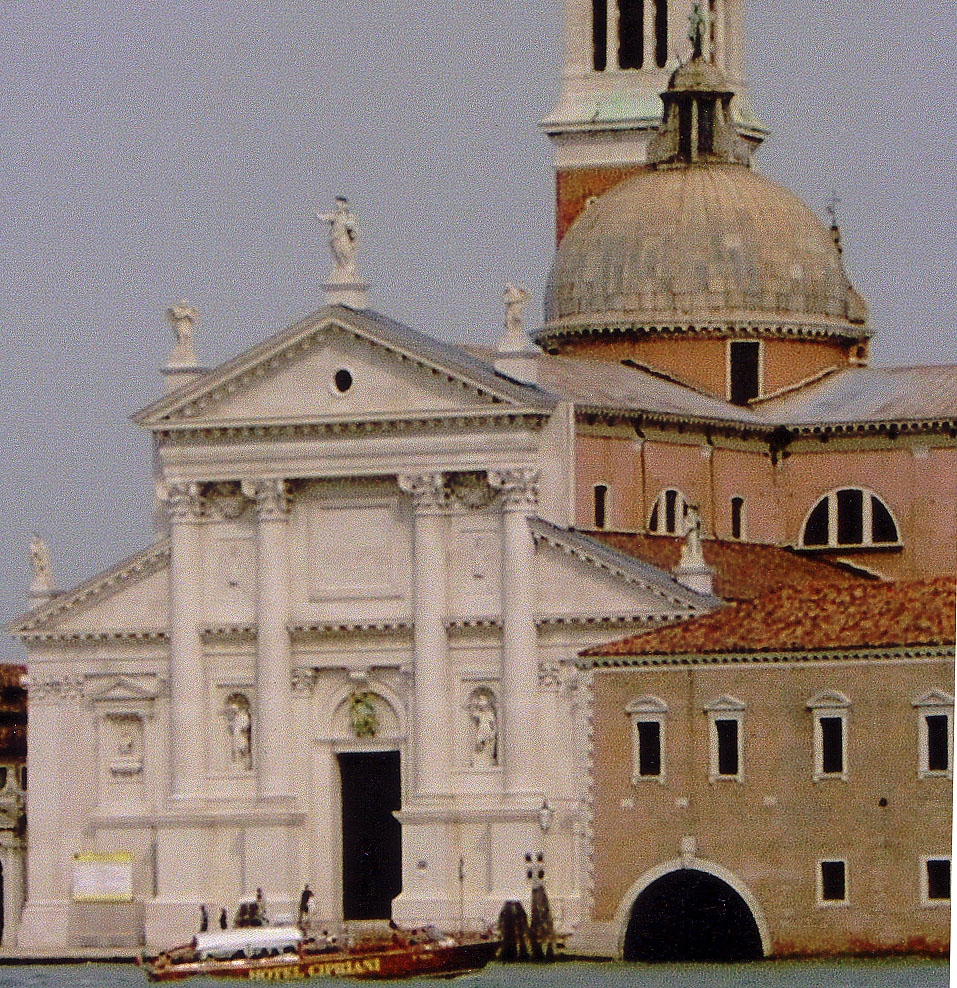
[333,368,353,394]
[800,488,900,549]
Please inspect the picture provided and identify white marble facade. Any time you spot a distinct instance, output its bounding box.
[13,306,713,950]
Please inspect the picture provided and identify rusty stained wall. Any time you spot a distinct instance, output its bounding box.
[588,657,953,957]
[555,165,646,244]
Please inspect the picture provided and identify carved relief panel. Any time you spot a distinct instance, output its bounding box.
[88,677,159,809]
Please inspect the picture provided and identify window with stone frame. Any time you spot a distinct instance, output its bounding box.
[913,690,954,779]
[648,488,690,535]
[800,487,900,549]
[807,691,850,781]
[923,857,951,904]
[705,695,744,782]
[818,858,848,905]
[626,696,667,783]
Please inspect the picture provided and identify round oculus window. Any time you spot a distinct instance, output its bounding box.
[333,368,353,394]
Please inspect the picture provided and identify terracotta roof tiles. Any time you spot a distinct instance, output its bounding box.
[583,577,956,659]
[587,532,867,601]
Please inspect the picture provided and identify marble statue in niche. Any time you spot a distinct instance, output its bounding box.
[225,693,252,770]
[468,688,499,768]
[108,714,144,776]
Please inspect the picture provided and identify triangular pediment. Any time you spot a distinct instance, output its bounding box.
[530,520,718,618]
[134,306,552,429]
[806,689,851,709]
[89,676,159,704]
[9,542,169,637]
[913,689,954,708]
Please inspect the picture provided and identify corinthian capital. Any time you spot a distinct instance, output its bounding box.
[397,472,448,511]
[159,481,206,522]
[241,479,291,520]
[488,467,539,509]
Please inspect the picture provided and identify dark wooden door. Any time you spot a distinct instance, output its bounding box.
[338,750,402,920]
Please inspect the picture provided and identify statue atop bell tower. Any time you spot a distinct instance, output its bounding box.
[541,0,766,241]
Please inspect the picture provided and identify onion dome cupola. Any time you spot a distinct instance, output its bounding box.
[538,9,870,403]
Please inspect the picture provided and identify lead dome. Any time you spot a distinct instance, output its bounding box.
[538,40,868,352]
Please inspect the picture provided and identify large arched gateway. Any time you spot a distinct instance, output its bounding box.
[619,863,766,962]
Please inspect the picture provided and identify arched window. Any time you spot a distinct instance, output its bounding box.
[594,484,609,529]
[654,0,668,68]
[648,488,689,535]
[800,488,900,549]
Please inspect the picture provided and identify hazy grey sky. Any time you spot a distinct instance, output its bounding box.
[1,0,954,661]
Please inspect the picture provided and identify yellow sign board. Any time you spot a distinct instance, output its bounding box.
[72,852,134,902]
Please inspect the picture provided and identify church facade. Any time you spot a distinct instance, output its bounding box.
[10,0,956,955]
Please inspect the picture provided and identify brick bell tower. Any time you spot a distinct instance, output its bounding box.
[540,0,766,242]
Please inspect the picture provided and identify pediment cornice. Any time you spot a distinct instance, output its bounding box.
[134,306,554,428]
[8,541,170,636]
[151,408,550,442]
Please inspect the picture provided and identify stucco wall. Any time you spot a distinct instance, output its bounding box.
[574,431,957,577]
[589,657,953,956]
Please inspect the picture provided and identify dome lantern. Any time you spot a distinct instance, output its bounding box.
[647,4,750,168]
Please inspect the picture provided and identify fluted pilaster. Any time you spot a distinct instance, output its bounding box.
[165,482,206,799]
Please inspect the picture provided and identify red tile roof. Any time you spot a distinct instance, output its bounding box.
[583,577,957,658]
[587,531,870,601]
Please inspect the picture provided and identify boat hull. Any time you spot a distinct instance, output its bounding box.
[142,936,501,981]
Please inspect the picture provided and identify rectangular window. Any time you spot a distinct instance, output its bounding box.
[628,699,667,783]
[594,485,608,530]
[636,721,662,777]
[730,496,744,540]
[926,714,949,772]
[820,716,844,775]
[715,719,739,777]
[728,340,760,405]
[593,0,608,70]
[819,859,847,904]
[925,858,951,902]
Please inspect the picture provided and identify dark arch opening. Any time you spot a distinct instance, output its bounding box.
[623,869,763,962]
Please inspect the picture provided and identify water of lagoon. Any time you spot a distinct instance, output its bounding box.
[0,959,947,988]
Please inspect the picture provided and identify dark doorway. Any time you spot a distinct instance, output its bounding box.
[339,751,402,920]
[623,869,763,962]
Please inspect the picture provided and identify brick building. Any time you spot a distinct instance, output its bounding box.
[579,578,954,959]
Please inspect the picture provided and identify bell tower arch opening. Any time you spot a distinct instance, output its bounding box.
[618,861,766,962]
